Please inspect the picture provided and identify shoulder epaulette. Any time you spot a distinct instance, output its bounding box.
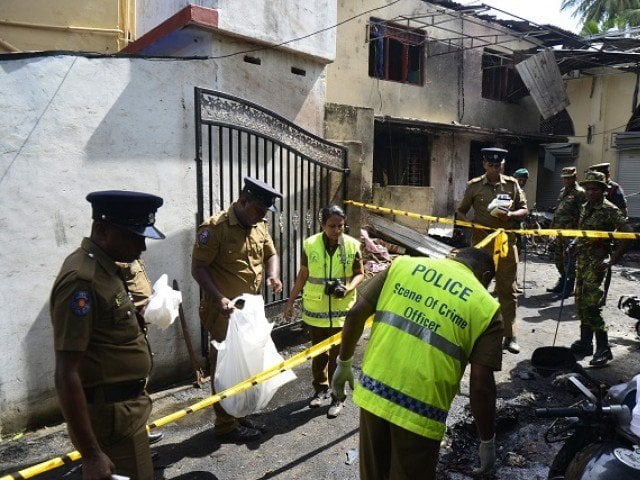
[76,253,97,283]
[201,210,228,227]
[468,176,483,185]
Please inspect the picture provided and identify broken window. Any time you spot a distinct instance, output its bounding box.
[481,48,527,102]
[540,109,575,136]
[368,18,425,86]
[374,123,430,186]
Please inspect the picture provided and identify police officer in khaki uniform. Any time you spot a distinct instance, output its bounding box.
[191,177,283,442]
[456,148,528,354]
[50,190,164,480]
[117,259,163,445]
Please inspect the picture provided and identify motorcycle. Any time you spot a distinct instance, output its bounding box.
[531,346,640,479]
[618,295,640,338]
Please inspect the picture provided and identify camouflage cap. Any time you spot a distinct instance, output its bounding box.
[560,167,577,178]
[579,170,608,188]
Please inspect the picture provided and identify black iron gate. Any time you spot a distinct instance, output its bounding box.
[194,88,349,321]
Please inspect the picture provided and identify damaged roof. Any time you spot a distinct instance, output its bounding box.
[428,1,640,72]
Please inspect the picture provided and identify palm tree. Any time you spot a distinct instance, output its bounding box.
[561,0,640,27]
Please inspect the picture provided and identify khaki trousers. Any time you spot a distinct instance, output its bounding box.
[307,325,342,394]
[78,395,153,480]
[359,408,441,480]
[473,232,518,337]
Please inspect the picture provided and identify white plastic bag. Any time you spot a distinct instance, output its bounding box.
[487,194,513,217]
[143,274,182,330]
[213,294,296,417]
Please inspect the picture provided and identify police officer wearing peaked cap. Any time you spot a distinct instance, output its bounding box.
[50,190,165,480]
[192,176,283,442]
[457,147,528,355]
[242,176,283,212]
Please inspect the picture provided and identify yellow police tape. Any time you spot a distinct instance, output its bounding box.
[344,200,640,241]
[0,317,373,480]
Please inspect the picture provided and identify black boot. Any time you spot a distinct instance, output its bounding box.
[547,276,564,293]
[560,276,575,299]
[570,326,593,356]
[590,331,613,366]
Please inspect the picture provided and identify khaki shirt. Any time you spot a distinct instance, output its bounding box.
[118,259,153,312]
[192,204,277,300]
[357,267,503,371]
[458,174,527,240]
[50,238,152,387]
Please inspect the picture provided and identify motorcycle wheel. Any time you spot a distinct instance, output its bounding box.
[548,431,592,479]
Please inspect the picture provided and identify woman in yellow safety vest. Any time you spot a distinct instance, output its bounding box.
[284,205,364,418]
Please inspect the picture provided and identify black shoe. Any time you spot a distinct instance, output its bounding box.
[590,347,613,366]
[503,337,520,354]
[217,425,261,443]
[240,417,268,433]
[148,431,163,445]
[570,341,593,356]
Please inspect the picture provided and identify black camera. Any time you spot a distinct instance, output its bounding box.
[325,279,347,298]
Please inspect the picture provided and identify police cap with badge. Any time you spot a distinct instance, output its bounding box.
[481,147,508,164]
[242,176,283,212]
[588,162,610,174]
[561,167,577,178]
[86,190,165,239]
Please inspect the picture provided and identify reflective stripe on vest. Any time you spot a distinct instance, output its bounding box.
[353,256,499,440]
[301,233,360,328]
[359,372,448,423]
[375,310,466,364]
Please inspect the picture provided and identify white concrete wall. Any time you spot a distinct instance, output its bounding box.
[141,26,327,135]
[136,0,336,62]
[0,51,328,433]
[0,55,213,433]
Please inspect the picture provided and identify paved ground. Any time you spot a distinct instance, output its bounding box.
[1,254,639,480]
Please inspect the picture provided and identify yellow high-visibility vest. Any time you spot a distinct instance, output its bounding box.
[302,233,360,328]
[353,256,499,440]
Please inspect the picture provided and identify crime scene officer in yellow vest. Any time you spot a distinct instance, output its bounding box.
[50,190,165,480]
[456,147,527,354]
[283,205,364,418]
[192,177,283,442]
[332,247,503,479]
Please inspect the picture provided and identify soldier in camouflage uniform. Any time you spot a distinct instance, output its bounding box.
[588,162,627,217]
[569,171,632,366]
[547,167,585,298]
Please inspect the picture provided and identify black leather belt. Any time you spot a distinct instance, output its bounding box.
[84,379,146,403]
